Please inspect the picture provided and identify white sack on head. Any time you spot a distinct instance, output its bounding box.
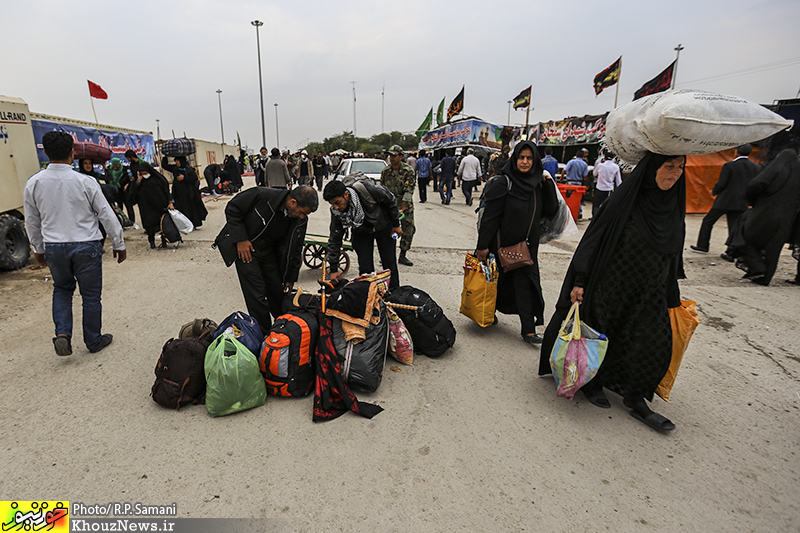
[605,90,794,165]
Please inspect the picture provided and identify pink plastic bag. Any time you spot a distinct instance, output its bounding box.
[555,338,589,399]
[386,306,413,365]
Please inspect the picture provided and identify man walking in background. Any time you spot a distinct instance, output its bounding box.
[541,146,559,179]
[591,150,622,216]
[24,131,126,356]
[457,147,482,206]
[691,144,762,259]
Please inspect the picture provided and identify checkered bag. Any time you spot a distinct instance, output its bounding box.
[73,142,112,164]
[162,138,196,157]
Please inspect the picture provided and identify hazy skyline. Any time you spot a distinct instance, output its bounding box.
[5,0,799,151]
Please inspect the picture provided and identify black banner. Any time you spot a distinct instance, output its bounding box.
[633,61,675,101]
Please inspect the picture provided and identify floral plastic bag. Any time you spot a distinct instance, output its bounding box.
[386,305,413,365]
[550,302,608,399]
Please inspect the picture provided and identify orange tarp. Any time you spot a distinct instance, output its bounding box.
[684,149,736,213]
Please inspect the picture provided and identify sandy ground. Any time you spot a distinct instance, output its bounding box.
[1,175,798,532]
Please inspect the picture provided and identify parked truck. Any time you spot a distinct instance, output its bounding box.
[0,96,40,270]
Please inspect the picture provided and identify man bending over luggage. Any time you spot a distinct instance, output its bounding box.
[217,185,319,334]
[324,179,402,290]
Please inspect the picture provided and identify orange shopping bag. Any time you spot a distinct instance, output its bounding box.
[656,299,699,402]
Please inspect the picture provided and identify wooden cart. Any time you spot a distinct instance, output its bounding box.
[303,233,351,275]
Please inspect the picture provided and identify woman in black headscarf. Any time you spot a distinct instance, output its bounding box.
[476,140,559,345]
[223,154,243,189]
[540,152,687,432]
[161,156,208,228]
[731,133,800,285]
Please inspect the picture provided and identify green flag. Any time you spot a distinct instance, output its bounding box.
[436,97,445,126]
[416,108,433,141]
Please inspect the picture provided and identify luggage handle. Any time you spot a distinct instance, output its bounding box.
[385,302,421,318]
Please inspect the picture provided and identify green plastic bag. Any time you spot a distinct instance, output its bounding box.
[205,334,266,417]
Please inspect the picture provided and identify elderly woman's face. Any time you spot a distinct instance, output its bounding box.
[655,156,685,190]
[516,148,535,173]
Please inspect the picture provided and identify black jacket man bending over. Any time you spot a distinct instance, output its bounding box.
[215,185,319,334]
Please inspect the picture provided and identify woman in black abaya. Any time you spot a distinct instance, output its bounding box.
[540,152,687,432]
[223,154,243,189]
[476,140,559,345]
[161,156,208,228]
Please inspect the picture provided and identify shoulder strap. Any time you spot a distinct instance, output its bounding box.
[352,180,376,204]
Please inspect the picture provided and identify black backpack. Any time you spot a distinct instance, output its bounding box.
[258,310,319,397]
[386,286,456,357]
[160,212,182,244]
[151,333,212,409]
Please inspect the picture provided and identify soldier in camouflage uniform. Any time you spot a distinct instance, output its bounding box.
[381,144,416,266]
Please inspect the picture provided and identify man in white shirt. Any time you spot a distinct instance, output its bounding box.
[24,131,126,356]
[457,148,482,206]
[591,150,622,217]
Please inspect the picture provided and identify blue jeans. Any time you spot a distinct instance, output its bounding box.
[45,241,104,349]
[439,176,454,203]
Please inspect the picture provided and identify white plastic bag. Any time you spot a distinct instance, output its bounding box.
[168,208,194,234]
[605,90,793,165]
[540,186,579,244]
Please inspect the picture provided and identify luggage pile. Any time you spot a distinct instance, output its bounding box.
[150,274,456,421]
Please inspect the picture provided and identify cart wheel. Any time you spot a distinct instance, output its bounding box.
[338,251,351,276]
[303,244,325,269]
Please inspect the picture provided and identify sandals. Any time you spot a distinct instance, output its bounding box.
[630,410,676,432]
[785,278,798,285]
[582,387,611,409]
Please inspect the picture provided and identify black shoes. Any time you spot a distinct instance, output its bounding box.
[53,336,72,356]
[523,333,543,345]
[89,334,113,353]
[690,245,709,253]
[720,252,734,262]
[398,252,414,266]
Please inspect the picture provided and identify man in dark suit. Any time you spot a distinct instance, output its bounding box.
[691,144,762,258]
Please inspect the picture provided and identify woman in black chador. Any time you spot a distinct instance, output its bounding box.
[161,156,208,228]
[732,133,800,285]
[541,152,687,432]
[476,140,559,345]
[132,166,173,249]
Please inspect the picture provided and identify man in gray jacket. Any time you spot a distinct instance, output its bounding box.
[265,148,292,189]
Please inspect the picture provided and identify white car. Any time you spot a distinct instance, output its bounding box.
[333,158,387,181]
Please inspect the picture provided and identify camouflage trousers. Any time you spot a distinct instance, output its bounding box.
[400,209,415,253]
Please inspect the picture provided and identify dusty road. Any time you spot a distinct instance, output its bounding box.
[1,176,798,532]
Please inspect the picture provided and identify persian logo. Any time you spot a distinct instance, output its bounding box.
[1,501,69,531]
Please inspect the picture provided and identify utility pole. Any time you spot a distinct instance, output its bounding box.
[351,81,357,152]
[274,103,280,150]
[251,20,266,147]
[507,100,512,124]
[382,80,385,133]
[155,119,160,140]
[672,44,684,89]
[216,89,225,146]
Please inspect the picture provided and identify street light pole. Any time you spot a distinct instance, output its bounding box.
[274,103,280,150]
[507,100,512,125]
[216,89,225,146]
[251,20,266,148]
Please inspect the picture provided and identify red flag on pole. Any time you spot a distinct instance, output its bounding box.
[88,80,108,100]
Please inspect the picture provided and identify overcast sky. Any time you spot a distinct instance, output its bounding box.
[5,0,799,152]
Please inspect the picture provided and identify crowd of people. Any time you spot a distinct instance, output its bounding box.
[23,127,800,435]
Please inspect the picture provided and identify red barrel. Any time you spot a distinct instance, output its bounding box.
[557,184,587,222]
